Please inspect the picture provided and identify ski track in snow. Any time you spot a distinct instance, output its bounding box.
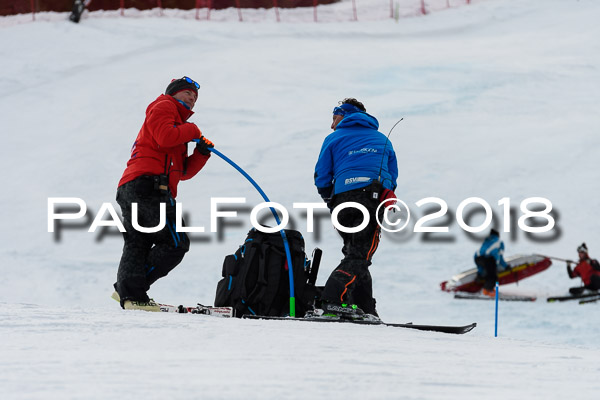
[1,0,600,398]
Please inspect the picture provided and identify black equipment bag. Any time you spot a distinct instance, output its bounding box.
[214,228,320,317]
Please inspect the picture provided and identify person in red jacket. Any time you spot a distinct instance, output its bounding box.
[112,77,214,311]
[567,243,600,293]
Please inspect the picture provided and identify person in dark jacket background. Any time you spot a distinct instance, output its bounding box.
[314,98,398,318]
[112,76,214,311]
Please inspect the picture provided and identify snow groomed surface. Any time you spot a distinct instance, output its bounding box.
[2,0,600,398]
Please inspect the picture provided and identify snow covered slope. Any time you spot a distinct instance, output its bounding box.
[1,0,599,398]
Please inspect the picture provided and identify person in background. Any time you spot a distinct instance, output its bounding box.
[567,243,600,293]
[474,228,509,297]
[314,98,398,319]
[69,0,89,23]
[112,76,214,311]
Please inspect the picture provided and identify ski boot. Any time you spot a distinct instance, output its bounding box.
[112,290,161,312]
[320,302,366,319]
[123,299,161,312]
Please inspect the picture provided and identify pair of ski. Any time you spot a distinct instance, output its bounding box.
[546,292,600,304]
[157,303,476,335]
[454,292,536,302]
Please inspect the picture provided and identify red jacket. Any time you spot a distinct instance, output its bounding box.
[570,259,600,286]
[119,95,210,198]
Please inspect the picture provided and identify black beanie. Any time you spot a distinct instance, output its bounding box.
[165,78,198,97]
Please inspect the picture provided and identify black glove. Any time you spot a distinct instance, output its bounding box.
[317,186,333,203]
[196,136,214,156]
[566,263,574,278]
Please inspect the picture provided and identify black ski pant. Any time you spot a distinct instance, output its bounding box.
[570,276,600,294]
[321,187,382,315]
[114,177,190,305]
[475,255,498,291]
[586,275,600,291]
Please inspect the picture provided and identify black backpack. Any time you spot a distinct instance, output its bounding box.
[214,228,321,317]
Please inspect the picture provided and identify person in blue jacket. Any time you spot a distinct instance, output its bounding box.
[314,98,398,318]
[474,228,509,297]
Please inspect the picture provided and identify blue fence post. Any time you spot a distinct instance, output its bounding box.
[494,281,499,337]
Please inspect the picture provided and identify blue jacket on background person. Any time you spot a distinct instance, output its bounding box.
[314,111,398,200]
[474,232,508,270]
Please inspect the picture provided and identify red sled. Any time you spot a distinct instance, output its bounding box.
[440,254,552,293]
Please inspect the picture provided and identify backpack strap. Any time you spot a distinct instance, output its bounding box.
[244,245,269,307]
[245,244,284,316]
[232,245,258,315]
[258,245,284,315]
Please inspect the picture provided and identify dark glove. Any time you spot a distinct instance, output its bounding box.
[317,186,332,201]
[195,136,214,156]
[566,263,574,278]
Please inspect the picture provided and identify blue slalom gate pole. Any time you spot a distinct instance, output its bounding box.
[207,147,297,317]
[494,281,499,337]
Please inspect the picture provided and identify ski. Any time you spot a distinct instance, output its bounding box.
[110,291,235,316]
[159,303,235,317]
[241,315,476,334]
[130,301,476,334]
[454,293,536,302]
[546,292,600,303]
[383,321,476,334]
[579,295,600,305]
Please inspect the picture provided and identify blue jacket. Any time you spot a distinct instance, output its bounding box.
[474,234,508,270]
[314,112,398,198]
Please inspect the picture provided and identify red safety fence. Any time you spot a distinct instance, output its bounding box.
[1,0,473,21]
[0,0,338,14]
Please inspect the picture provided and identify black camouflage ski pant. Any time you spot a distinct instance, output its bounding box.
[321,187,382,315]
[114,177,190,304]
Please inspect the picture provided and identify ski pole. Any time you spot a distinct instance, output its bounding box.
[205,146,297,317]
[534,254,576,264]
